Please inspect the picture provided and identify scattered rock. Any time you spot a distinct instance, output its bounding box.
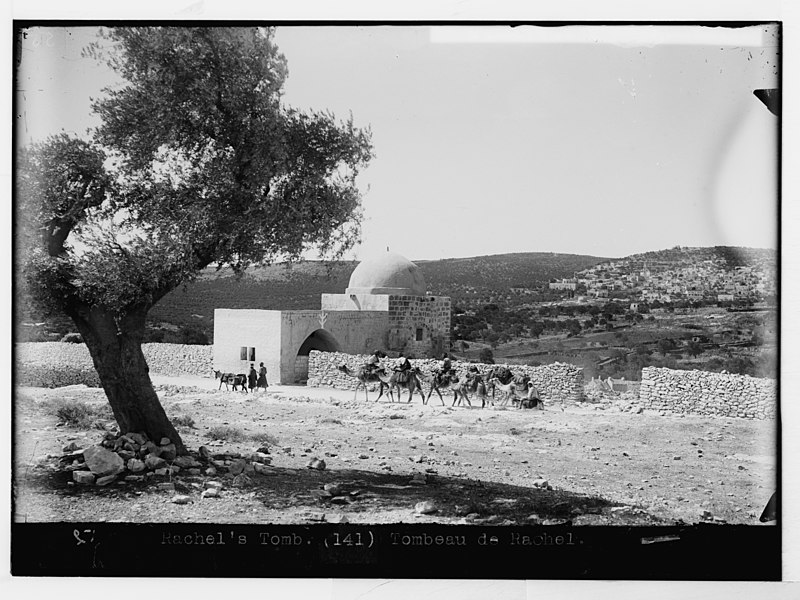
[251,452,272,465]
[159,443,177,461]
[253,463,277,476]
[171,495,192,505]
[323,483,343,495]
[144,455,168,471]
[95,474,117,486]
[232,474,252,488]
[330,496,351,505]
[198,446,211,459]
[201,488,220,499]
[229,459,247,476]
[414,500,438,515]
[307,458,326,470]
[327,514,348,524]
[126,458,146,473]
[157,483,175,492]
[62,441,81,453]
[73,471,96,485]
[532,479,549,489]
[409,473,427,486]
[83,446,125,478]
[174,455,201,469]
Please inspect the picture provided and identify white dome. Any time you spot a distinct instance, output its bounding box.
[346,251,426,296]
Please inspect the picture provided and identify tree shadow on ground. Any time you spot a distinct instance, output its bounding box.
[19,462,670,526]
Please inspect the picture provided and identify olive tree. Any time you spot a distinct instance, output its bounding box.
[18,27,373,453]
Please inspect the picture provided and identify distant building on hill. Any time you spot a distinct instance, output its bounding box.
[549,278,577,291]
[213,251,451,384]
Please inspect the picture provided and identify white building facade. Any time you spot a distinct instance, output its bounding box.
[213,252,451,384]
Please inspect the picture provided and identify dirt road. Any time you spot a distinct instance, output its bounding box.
[13,376,777,526]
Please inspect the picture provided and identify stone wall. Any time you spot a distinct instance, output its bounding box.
[15,342,214,388]
[639,366,777,419]
[387,295,451,358]
[307,350,584,403]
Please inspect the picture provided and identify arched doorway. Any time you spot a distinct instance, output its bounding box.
[294,329,341,383]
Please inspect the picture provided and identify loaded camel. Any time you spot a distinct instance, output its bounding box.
[337,364,391,402]
[384,367,426,403]
[488,378,518,406]
[421,371,472,407]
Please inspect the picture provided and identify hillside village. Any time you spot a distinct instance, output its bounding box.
[568,246,776,303]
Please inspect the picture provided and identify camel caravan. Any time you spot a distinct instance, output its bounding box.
[337,353,544,410]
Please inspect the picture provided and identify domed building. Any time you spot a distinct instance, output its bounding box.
[213,251,451,384]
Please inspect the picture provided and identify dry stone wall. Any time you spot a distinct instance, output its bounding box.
[15,343,214,388]
[307,350,585,403]
[639,366,776,420]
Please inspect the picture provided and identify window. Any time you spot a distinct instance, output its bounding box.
[415,328,423,341]
[240,347,248,360]
[249,347,256,362]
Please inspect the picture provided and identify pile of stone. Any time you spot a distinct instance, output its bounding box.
[639,366,777,420]
[61,431,275,488]
[307,350,585,403]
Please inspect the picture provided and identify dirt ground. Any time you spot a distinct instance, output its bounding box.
[13,375,777,526]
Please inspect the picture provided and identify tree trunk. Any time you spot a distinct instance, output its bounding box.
[68,303,186,455]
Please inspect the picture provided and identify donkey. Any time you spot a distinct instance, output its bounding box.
[214,370,248,393]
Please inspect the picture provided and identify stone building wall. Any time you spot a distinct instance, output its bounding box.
[15,342,214,388]
[307,350,584,403]
[639,366,777,419]
[386,295,451,358]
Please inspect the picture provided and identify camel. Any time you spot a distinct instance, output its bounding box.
[485,367,530,400]
[422,371,471,406]
[488,377,518,406]
[337,364,391,402]
[383,368,426,404]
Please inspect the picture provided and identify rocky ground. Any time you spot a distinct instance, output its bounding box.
[13,376,777,526]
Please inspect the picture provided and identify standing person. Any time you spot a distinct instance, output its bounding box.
[257,362,268,392]
[248,363,258,392]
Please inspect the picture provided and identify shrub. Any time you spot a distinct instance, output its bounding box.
[205,425,246,442]
[170,414,196,428]
[45,399,113,428]
[478,348,495,364]
[248,431,279,446]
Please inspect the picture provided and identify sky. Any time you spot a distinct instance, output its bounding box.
[15,24,779,262]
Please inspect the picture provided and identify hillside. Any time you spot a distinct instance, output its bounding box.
[17,246,776,346]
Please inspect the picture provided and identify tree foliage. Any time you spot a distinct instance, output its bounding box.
[18,26,373,448]
[21,26,373,323]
